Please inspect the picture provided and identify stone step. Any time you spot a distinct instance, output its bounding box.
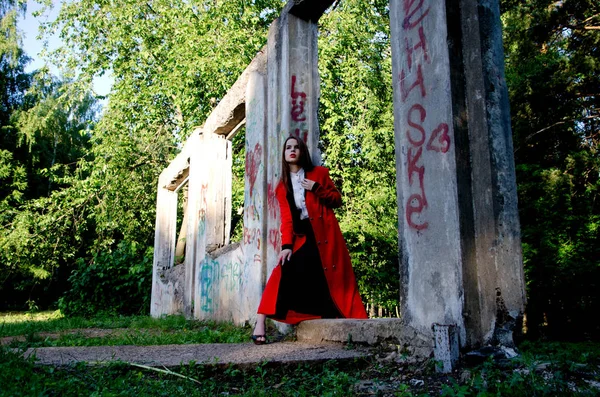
[296,318,432,360]
[23,342,369,368]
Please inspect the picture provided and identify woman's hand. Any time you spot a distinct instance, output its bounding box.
[278,249,292,265]
[301,178,316,191]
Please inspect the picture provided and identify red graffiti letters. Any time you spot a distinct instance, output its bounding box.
[291,75,307,122]
[400,0,451,230]
[426,123,450,153]
[243,227,261,249]
[290,75,309,143]
[400,64,426,102]
[405,26,429,70]
[268,228,280,251]
[267,182,278,220]
[402,0,430,30]
[245,143,262,197]
[293,128,308,143]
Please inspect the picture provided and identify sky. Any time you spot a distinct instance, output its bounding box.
[18,1,113,97]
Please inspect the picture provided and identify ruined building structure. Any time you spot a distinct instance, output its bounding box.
[150,0,526,367]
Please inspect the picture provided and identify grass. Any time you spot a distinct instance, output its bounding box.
[0,349,367,396]
[1,312,600,396]
[1,311,250,348]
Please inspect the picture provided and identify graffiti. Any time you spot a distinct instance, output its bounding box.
[245,142,262,197]
[293,128,308,143]
[198,256,243,313]
[198,183,208,237]
[290,75,309,143]
[268,228,280,251]
[221,260,242,291]
[399,0,451,231]
[426,123,450,153]
[291,75,307,122]
[402,0,430,30]
[243,227,261,249]
[199,258,217,313]
[267,182,278,220]
[244,202,260,222]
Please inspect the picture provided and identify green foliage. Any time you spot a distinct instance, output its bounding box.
[318,0,399,314]
[502,0,600,338]
[230,128,246,242]
[58,241,153,317]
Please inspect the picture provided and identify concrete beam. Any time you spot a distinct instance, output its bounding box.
[203,47,267,136]
[289,0,336,22]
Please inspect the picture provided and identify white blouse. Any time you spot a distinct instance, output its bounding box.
[290,168,309,220]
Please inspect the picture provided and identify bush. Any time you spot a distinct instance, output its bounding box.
[58,241,153,317]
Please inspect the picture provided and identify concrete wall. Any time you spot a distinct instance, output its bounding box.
[150,2,324,327]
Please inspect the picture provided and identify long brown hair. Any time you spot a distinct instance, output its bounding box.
[281,135,314,193]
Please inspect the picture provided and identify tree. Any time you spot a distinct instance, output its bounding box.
[16,0,285,314]
[0,72,99,309]
[318,0,399,315]
[502,0,600,338]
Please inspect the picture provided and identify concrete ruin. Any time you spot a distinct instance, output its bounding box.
[150,0,526,371]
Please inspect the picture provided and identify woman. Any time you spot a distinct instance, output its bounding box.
[252,136,368,344]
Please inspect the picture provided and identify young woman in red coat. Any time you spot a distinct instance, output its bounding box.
[252,136,368,344]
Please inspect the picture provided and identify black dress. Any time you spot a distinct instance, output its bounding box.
[272,193,341,320]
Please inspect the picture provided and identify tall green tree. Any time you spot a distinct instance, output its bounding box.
[318,0,399,315]
[0,72,99,309]
[502,0,600,338]
[19,0,285,314]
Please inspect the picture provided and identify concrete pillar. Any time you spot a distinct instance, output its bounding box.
[452,0,526,347]
[390,0,466,343]
[150,173,180,317]
[265,8,323,287]
[243,70,269,324]
[189,132,232,319]
[390,0,526,349]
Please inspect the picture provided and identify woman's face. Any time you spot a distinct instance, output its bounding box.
[284,138,301,164]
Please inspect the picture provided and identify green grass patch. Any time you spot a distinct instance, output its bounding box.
[3,340,599,396]
[0,347,367,397]
[1,311,250,348]
[2,312,599,396]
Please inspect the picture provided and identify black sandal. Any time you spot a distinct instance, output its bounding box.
[251,334,267,345]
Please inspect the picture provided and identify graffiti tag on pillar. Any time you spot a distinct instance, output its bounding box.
[199,259,215,312]
[290,75,309,142]
[399,0,451,231]
[199,257,243,313]
[267,182,278,220]
[245,143,262,197]
[268,228,281,251]
[291,75,307,121]
[243,227,261,249]
[198,183,208,236]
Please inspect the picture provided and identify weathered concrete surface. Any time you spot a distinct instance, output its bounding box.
[23,342,370,368]
[151,1,329,328]
[390,0,465,345]
[297,319,433,360]
[203,47,267,137]
[389,0,525,351]
[449,0,526,348]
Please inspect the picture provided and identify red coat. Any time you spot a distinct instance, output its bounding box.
[258,166,368,324]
